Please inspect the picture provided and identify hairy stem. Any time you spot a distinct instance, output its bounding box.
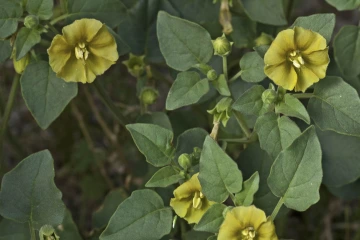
[229,70,242,83]
[270,197,284,221]
[50,13,70,25]
[223,57,228,80]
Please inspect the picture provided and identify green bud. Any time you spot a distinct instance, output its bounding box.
[178,153,192,170]
[212,34,233,57]
[193,63,213,75]
[139,87,159,106]
[192,147,202,160]
[207,97,233,126]
[13,53,30,74]
[122,53,145,78]
[207,69,218,81]
[179,170,187,178]
[39,225,60,240]
[262,89,277,105]
[222,206,234,218]
[24,15,39,29]
[254,32,273,47]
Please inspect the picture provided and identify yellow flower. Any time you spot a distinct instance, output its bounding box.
[170,173,215,224]
[47,18,118,84]
[264,27,329,92]
[218,205,278,240]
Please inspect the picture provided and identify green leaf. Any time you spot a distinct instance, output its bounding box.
[212,74,231,96]
[100,189,172,240]
[67,0,128,28]
[254,45,269,58]
[0,218,30,240]
[0,150,65,229]
[21,61,78,129]
[325,0,360,10]
[0,40,12,63]
[308,76,360,136]
[334,26,360,77]
[126,123,174,167]
[166,71,209,110]
[317,129,360,187]
[157,11,213,71]
[255,113,302,159]
[291,14,335,43]
[106,27,130,56]
[137,112,172,131]
[145,166,184,188]
[275,94,310,124]
[93,189,128,229]
[239,52,266,83]
[241,0,287,26]
[15,27,41,60]
[117,0,179,63]
[231,15,257,49]
[234,172,260,206]
[268,126,322,211]
[237,143,286,216]
[194,204,226,233]
[327,179,360,200]
[232,85,265,116]
[57,210,83,240]
[199,136,243,202]
[26,0,53,20]
[175,128,208,160]
[0,0,23,39]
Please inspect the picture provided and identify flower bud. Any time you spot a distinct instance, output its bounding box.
[13,53,30,74]
[261,89,277,105]
[192,147,202,160]
[39,225,60,240]
[207,97,233,126]
[24,15,39,29]
[122,53,145,78]
[207,69,218,81]
[212,34,233,57]
[178,153,192,170]
[139,87,159,106]
[254,32,273,46]
[193,63,213,75]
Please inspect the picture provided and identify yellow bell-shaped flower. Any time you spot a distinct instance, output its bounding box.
[47,18,119,83]
[218,205,278,240]
[264,27,329,92]
[170,173,215,224]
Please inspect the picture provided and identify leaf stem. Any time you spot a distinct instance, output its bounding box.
[233,111,252,138]
[93,81,129,127]
[223,56,228,80]
[292,93,313,99]
[0,74,20,174]
[50,13,71,25]
[45,22,60,34]
[219,137,255,144]
[270,197,284,221]
[229,70,242,83]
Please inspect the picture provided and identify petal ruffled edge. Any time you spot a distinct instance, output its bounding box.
[89,25,119,62]
[62,18,103,46]
[303,48,330,78]
[48,35,72,74]
[264,29,295,66]
[294,27,327,54]
[294,65,320,92]
[264,62,297,91]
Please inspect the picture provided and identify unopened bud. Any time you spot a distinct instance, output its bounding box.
[178,153,192,170]
[254,33,273,47]
[207,69,218,81]
[212,34,233,57]
[24,15,39,29]
[262,89,277,105]
[139,87,159,106]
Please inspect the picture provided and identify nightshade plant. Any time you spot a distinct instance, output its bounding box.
[1,0,360,239]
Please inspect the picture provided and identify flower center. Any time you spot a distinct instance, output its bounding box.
[241,226,256,240]
[75,42,89,61]
[192,191,205,210]
[288,50,304,69]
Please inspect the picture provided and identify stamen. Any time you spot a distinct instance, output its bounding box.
[192,192,203,209]
[292,60,301,68]
[75,46,84,59]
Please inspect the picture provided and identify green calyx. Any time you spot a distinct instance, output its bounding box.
[24,15,39,29]
[39,225,60,240]
[178,153,192,170]
[212,34,233,57]
[262,89,277,105]
[208,97,233,126]
[140,87,159,106]
[122,53,146,78]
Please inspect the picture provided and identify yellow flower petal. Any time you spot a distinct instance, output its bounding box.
[85,54,115,83]
[173,173,201,199]
[89,25,119,62]
[303,48,330,78]
[170,198,192,218]
[294,65,319,92]
[257,219,278,240]
[232,205,267,230]
[185,199,214,224]
[264,29,295,66]
[294,27,327,54]
[218,209,244,240]
[57,55,88,83]
[264,62,297,91]
[47,35,72,73]
[62,19,103,46]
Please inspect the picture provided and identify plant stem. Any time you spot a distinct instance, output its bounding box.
[233,111,252,138]
[292,93,313,99]
[0,74,20,174]
[229,70,242,83]
[93,81,129,127]
[50,13,70,25]
[222,57,228,80]
[270,197,284,221]
[46,22,59,34]
[219,137,256,144]
[29,221,36,240]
